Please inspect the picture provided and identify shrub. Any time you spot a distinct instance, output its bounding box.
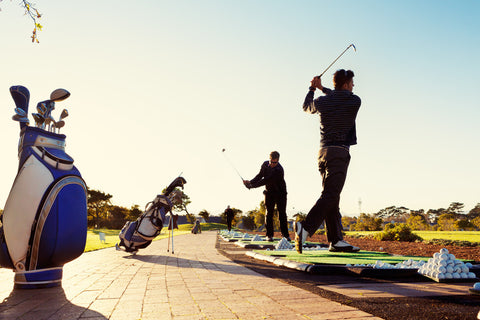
[374,223,423,242]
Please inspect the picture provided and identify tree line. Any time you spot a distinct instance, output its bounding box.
[341,202,480,231]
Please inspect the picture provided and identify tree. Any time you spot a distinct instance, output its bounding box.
[467,203,480,219]
[471,216,480,230]
[240,211,256,230]
[1,0,42,42]
[406,214,429,230]
[87,188,112,228]
[426,208,447,224]
[446,202,465,219]
[454,219,475,231]
[437,213,456,231]
[107,205,129,229]
[198,209,210,222]
[375,206,409,223]
[353,213,383,231]
[293,212,306,222]
[341,216,357,231]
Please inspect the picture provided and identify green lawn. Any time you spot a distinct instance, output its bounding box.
[345,230,480,242]
[85,223,226,252]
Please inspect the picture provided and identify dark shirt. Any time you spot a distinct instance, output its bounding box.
[249,161,287,194]
[225,208,234,218]
[303,87,361,147]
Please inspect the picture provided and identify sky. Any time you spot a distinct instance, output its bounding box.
[0,0,479,218]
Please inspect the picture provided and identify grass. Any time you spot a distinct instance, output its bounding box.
[255,249,432,265]
[85,223,227,252]
[345,230,480,242]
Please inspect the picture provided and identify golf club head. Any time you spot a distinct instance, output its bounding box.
[55,120,65,129]
[60,109,69,120]
[32,113,45,128]
[50,88,70,102]
[15,108,27,117]
[350,43,356,51]
[36,102,47,115]
[10,86,30,129]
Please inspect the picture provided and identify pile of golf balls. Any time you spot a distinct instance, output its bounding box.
[242,233,253,240]
[418,248,476,280]
[251,234,262,242]
[275,237,294,250]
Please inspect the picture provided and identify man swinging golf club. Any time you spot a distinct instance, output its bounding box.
[295,69,361,253]
[243,151,290,242]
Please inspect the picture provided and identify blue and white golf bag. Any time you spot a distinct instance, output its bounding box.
[0,85,87,289]
[117,177,186,253]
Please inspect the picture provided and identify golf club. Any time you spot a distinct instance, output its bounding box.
[32,113,45,128]
[36,102,47,116]
[221,148,244,182]
[15,108,27,117]
[318,43,356,78]
[10,86,30,130]
[55,120,65,133]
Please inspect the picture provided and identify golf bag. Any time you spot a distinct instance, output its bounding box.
[0,85,87,289]
[116,177,186,253]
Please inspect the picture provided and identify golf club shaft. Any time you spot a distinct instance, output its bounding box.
[318,44,356,78]
[222,152,244,181]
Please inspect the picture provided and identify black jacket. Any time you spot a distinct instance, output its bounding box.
[249,161,287,195]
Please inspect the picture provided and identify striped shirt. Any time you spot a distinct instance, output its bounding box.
[303,87,361,148]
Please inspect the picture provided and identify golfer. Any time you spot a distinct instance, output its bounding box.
[243,151,290,242]
[224,205,235,231]
[295,69,361,253]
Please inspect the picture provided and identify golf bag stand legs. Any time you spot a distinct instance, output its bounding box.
[0,85,87,289]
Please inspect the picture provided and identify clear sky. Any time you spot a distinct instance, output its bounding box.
[0,0,479,218]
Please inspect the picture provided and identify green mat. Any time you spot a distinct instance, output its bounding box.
[254,249,432,265]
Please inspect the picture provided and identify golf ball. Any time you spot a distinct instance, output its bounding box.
[473,282,480,290]
[440,248,449,254]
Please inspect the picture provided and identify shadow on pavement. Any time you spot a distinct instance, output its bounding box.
[0,286,107,319]
[123,253,266,277]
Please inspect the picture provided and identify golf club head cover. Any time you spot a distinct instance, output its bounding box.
[0,123,87,289]
[9,85,30,130]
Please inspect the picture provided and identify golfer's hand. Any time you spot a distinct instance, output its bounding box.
[243,180,251,189]
[311,77,323,90]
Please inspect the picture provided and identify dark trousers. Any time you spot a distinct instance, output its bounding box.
[226,215,233,231]
[265,192,289,239]
[304,147,350,243]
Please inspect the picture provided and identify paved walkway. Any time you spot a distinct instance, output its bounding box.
[0,231,382,320]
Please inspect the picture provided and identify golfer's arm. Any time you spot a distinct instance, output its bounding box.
[302,90,317,114]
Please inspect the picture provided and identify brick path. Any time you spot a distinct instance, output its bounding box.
[0,231,381,319]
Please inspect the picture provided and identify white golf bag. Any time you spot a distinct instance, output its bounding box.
[0,86,87,289]
[117,177,186,253]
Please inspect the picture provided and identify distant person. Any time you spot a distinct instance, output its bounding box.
[243,151,290,242]
[295,69,361,253]
[224,205,235,231]
[191,219,201,234]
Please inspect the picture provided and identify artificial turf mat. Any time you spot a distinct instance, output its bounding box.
[253,249,431,266]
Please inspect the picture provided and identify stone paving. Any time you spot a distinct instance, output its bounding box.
[0,231,382,320]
